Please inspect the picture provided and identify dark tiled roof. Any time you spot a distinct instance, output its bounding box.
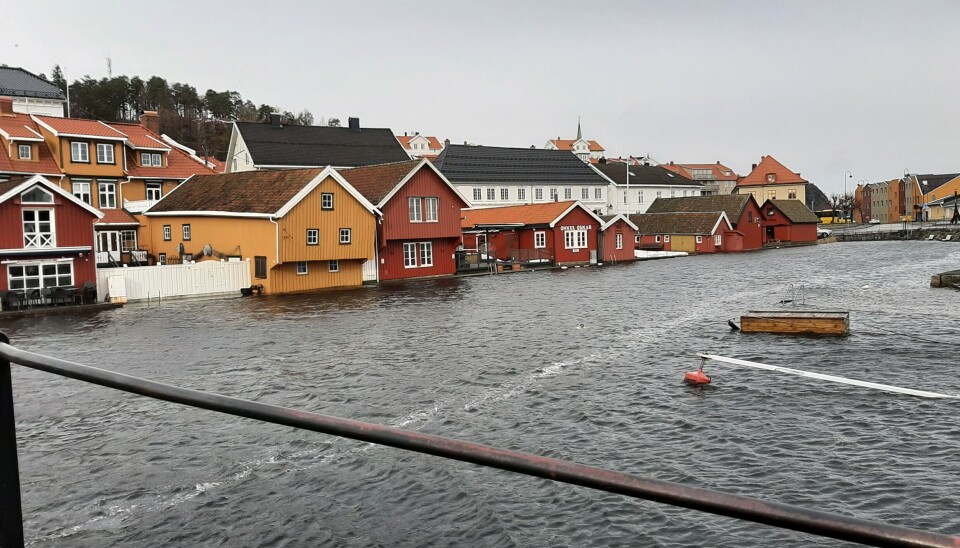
[338,160,420,205]
[768,199,820,223]
[646,195,754,222]
[147,168,324,215]
[593,163,700,187]
[915,173,960,194]
[434,145,610,185]
[0,67,65,100]
[629,212,726,235]
[235,122,410,168]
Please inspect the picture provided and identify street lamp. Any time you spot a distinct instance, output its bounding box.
[843,170,852,221]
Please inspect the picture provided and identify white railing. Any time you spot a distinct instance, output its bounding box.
[131,250,147,263]
[23,233,55,248]
[96,251,122,264]
[123,199,159,214]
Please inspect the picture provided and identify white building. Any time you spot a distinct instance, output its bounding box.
[592,162,704,215]
[544,120,605,163]
[0,67,66,117]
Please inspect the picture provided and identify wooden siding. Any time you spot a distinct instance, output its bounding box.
[551,207,599,265]
[762,205,818,244]
[736,200,764,250]
[0,257,96,293]
[0,190,97,249]
[380,238,458,281]
[278,175,377,263]
[598,220,636,263]
[381,167,466,241]
[270,259,363,294]
[54,138,125,178]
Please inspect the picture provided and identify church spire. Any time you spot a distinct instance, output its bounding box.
[576,116,582,140]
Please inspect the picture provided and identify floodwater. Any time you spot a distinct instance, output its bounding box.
[3,241,959,547]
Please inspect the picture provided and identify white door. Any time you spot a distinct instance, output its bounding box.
[97,231,121,263]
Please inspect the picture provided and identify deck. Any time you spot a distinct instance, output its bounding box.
[740,310,849,335]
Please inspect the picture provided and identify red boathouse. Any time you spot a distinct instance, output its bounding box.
[761,199,820,245]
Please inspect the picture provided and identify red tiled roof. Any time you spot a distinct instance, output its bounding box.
[738,155,807,186]
[206,157,226,173]
[0,114,44,140]
[96,208,140,226]
[111,122,216,180]
[663,162,738,181]
[0,114,61,176]
[396,135,443,150]
[339,160,420,205]
[110,122,169,150]
[549,139,604,152]
[32,115,127,139]
[462,201,580,228]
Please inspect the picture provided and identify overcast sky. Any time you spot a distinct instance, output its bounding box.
[5,1,959,194]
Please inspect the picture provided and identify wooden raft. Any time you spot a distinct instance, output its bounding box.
[740,310,849,335]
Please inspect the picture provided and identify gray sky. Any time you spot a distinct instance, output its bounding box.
[5,0,959,194]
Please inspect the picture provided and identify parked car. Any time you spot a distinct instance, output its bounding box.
[817,228,833,238]
[868,219,882,224]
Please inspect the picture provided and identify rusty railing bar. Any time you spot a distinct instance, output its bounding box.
[0,338,956,548]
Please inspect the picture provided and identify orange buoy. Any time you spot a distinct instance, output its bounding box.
[684,369,711,385]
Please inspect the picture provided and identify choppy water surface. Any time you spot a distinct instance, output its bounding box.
[4,241,960,547]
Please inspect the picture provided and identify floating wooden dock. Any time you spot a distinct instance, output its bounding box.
[740,310,849,335]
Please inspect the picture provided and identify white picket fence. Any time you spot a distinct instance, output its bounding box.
[96,260,252,303]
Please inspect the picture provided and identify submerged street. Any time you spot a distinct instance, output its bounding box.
[4,241,960,546]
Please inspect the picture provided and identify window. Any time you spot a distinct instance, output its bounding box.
[419,242,433,266]
[121,230,137,252]
[696,235,703,244]
[635,235,641,243]
[788,188,797,199]
[403,242,417,268]
[339,228,351,244]
[18,144,31,160]
[96,143,115,164]
[517,188,526,200]
[639,191,644,203]
[655,235,661,243]
[146,182,162,201]
[140,152,163,167]
[656,191,662,198]
[623,192,627,204]
[594,188,602,199]
[182,224,191,240]
[581,188,589,200]
[158,253,166,265]
[768,190,777,199]
[70,142,89,163]
[22,210,55,247]
[534,231,546,248]
[21,186,53,203]
[98,181,117,209]
[297,261,308,275]
[486,188,495,200]
[306,229,319,245]
[328,260,339,272]
[321,193,334,210]
[563,230,587,249]
[747,211,753,222]
[501,188,509,200]
[473,188,482,201]
[254,256,267,278]
[615,233,623,249]
[535,188,543,200]
[152,153,161,166]
[564,188,572,200]
[72,180,91,204]
[409,197,423,222]
[550,188,558,200]
[163,225,171,241]
[425,197,438,222]
[7,262,72,290]
[683,190,688,197]
[664,235,671,243]
[671,190,676,197]
[715,234,722,246]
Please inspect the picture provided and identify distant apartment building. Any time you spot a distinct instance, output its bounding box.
[734,155,831,213]
[663,162,739,195]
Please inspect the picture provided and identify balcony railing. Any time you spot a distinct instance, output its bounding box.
[123,199,159,214]
[0,334,955,547]
[22,233,54,248]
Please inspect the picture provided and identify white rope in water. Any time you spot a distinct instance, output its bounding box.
[698,353,960,399]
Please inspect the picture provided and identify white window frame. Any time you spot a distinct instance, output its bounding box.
[158,253,167,265]
[581,188,589,200]
[664,235,671,243]
[419,242,433,267]
[141,152,154,166]
[564,188,572,200]
[563,230,587,250]
[98,180,117,209]
[163,225,171,241]
[22,209,56,248]
[655,235,661,243]
[121,230,138,252]
[321,193,334,210]
[517,188,526,201]
[306,229,319,245]
[486,188,495,201]
[297,261,308,275]
[500,188,509,200]
[96,143,115,164]
[715,234,722,246]
[473,188,482,201]
[615,233,623,249]
[70,141,89,163]
[534,231,546,249]
[6,261,73,290]
[71,180,91,204]
[550,188,558,201]
[151,153,162,166]
[409,196,423,222]
[403,242,417,268]
[328,260,339,272]
[182,224,191,241]
[594,188,602,199]
[696,235,703,244]
[146,181,162,202]
[535,188,543,201]
[18,144,31,160]
[339,228,351,244]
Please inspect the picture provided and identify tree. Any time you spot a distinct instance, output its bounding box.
[50,65,66,92]
[327,117,341,127]
[295,109,314,126]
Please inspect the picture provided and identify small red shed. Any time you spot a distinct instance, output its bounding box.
[461,201,603,266]
[598,214,638,263]
[0,175,103,295]
[630,211,740,254]
[761,199,820,244]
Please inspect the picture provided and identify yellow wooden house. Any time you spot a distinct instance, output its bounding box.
[143,167,379,294]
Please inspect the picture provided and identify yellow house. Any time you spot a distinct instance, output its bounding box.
[143,167,379,294]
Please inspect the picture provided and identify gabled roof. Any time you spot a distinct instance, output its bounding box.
[145,167,378,218]
[32,115,127,140]
[645,195,757,223]
[233,122,410,168]
[663,162,738,181]
[629,211,732,235]
[435,145,611,185]
[549,139,604,152]
[396,134,443,149]
[0,174,102,218]
[765,199,820,223]
[461,200,602,229]
[0,114,44,141]
[109,122,214,180]
[338,158,469,208]
[592,162,701,187]
[738,155,807,186]
[0,67,66,100]
[112,123,170,151]
[913,173,960,195]
[0,114,61,176]
[599,213,639,231]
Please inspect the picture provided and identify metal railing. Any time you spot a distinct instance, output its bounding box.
[0,333,956,548]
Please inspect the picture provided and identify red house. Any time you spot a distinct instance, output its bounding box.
[761,199,820,244]
[339,159,469,281]
[598,214,638,263]
[631,211,741,253]
[461,201,603,266]
[0,174,103,295]
[645,194,763,250]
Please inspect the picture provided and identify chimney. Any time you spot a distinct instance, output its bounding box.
[404,131,407,136]
[270,113,282,128]
[0,97,14,116]
[348,117,360,131]
[751,163,757,170]
[139,110,160,134]
[444,138,450,147]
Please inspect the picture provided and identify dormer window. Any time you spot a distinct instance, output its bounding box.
[21,186,54,204]
[141,152,162,167]
[766,173,776,183]
[71,142,89,163]
[18,144,32,160]
[96,143,115,164]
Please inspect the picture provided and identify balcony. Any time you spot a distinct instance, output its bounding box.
[23,233,55,248]
[123,199,159,214]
